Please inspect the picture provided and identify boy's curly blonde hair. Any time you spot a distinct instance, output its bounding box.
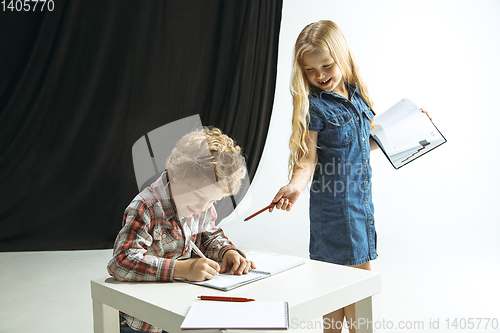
[165,127,246,196]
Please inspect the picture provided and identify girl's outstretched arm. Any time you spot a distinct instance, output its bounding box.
[270,131,318,212]
[370,137,379,151]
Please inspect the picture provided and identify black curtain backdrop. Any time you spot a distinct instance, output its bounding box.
[0,1,282,251]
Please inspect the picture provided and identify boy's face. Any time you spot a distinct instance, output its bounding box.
[169,178,227,218]
[302,49,344,94]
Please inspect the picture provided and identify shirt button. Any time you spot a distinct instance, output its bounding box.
[370,220,374,225]
[361,137,365,142]
[356,117,360,121]
[365,159,368,164]
[365,200,368,204]
[365,180,369,185]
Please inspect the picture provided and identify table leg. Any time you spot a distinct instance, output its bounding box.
[93,299,120,333]
[355,296,373,333]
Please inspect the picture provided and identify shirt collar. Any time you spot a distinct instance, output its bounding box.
[150,171,177,220]
[312,82,359,100]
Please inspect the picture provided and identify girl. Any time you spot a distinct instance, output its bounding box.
[270,20,378,333]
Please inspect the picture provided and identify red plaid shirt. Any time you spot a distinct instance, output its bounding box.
[107,172,238,332]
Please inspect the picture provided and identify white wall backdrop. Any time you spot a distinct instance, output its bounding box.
[223,0,500,331]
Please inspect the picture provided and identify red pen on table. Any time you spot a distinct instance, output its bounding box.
[198,295,255,302]
[244,202,278,221]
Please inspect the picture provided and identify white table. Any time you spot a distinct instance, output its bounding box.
[91,254,381,333]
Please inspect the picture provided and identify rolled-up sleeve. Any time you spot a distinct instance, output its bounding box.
[308,103,324,132]
[198,206,242,261]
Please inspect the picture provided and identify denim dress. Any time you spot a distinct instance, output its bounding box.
[308,84,377,266]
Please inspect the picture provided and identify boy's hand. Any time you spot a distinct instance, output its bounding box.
[220,250,255,275]
[173,258,220,282]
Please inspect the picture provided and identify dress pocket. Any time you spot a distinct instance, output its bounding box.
[325,112,356,146]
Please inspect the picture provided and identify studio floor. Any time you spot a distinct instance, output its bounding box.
[0,250,112,333]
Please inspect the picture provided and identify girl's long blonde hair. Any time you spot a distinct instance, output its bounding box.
[289,20,373,177]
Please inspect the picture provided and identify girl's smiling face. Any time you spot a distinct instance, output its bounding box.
[302,49,344,94]
[169,178,227,218]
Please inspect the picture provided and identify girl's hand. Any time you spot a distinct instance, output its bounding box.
[270,183,302,212]
[421,108,432,120]
[220,250,255,275]
[174,258,220,282]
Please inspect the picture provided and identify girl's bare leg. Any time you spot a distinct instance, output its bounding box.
[324,261,372,333]
[323,308,344,333]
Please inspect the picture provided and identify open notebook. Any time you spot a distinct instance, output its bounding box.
[181,301,289,330]
[371,98,446,169]
[189,250,305,291]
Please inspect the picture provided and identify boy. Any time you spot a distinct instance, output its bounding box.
[107,127,253,333]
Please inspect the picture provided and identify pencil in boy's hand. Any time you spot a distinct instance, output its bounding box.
[244,202,278,221]
[189,240,219,276]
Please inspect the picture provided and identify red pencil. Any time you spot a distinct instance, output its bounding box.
[244,202,278,221]
[198,295,255,302]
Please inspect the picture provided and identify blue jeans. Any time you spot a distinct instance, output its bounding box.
[120,315,168,333]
